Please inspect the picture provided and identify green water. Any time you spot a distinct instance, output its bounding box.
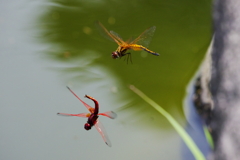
[38,0,211,124]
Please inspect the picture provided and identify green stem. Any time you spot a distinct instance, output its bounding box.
[129,85,205,160]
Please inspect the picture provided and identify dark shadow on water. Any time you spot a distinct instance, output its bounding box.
[35,0,212,128]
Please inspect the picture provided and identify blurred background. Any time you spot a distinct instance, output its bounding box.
[0,0,211,159]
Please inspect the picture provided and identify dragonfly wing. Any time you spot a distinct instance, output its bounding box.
[57,112,90,118]
[109,30,127,45]
[66,86,94,112]
[98,111,117,119]
[126,36,133,44]
[94,120,112,147]
[130,26,156,48]
[96,21,122,46]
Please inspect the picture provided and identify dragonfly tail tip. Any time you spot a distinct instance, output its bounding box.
[106,142,112,147]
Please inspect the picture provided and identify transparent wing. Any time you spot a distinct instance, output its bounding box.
[66,86,94,112]
[130,26,156,48]
[94,120,112,147]
[95,21,124,46]
[98,111,117,119]
[57,112,90,118]
[126,36,133,44]
[109,30,127,45]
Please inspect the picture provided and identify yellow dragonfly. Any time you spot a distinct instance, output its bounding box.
[97,21,159,63]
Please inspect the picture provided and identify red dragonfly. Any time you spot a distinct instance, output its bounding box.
[57,87,117,147]
[97,21,159,63]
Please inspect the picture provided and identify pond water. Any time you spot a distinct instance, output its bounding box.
[0,0,211,160]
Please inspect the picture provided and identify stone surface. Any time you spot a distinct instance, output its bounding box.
[210,0,240,159]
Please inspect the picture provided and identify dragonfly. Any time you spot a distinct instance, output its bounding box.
[57,86,117,147]
[96,21,159,63]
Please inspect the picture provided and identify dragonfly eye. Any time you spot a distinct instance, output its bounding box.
[84,123,92,130]
[112,52,119,59]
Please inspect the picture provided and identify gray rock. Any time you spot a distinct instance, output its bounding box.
[209,0,240,159]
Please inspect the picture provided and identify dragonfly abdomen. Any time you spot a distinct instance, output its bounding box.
[141,46,159,56]
[130,44,159,56]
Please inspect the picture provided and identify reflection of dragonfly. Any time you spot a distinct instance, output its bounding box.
[57,87,117,147]
[97,21,159,63]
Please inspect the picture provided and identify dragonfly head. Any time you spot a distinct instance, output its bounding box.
[84,123,92,130]
[112,51,119,59]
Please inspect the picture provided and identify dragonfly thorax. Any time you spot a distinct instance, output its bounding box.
[84,114,99,130]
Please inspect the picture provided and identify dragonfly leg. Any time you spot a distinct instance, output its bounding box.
[123,52,132,64]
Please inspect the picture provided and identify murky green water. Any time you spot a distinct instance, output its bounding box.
[0,0,211,159]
